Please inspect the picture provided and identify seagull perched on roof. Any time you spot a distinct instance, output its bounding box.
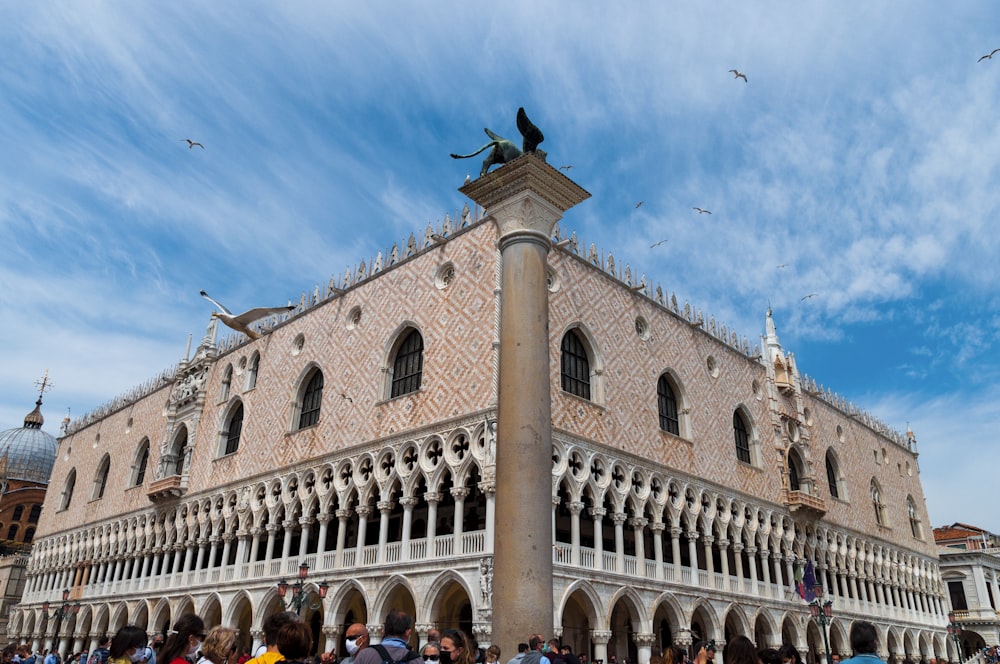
[693,207,712,214]
[979,48,1000,62]
[182,139,205,149]
[200,290,295,340]
[729,69,748,82]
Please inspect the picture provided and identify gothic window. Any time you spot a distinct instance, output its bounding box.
[657,374,680,435]
[560,330,591,400]
[390,329,424,398]
[59,469,76,511]
[173,427,189,476]
[93,454,111,500]
[826,451,840,499]
[298,370,324,429]
[220,364,233,402]
[907,495,923,539]
[11,506,23,522]
[28,505,41,524]
[871,479,887,526]
[133,439,150,487]
[224,403,244,455]
[246,352,260,390]
[733,411,751,464]
[787,448,803,491]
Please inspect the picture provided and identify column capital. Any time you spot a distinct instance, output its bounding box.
[633,633,656,648]
[629,517,648,529]
[717,538,730,549]
[424,492,442,504]
[611,512,628,526]
[590,630,613,645]
[589,507,606,519]
[399,497,419,508]
[567,501,585,516]
[355,506,372,518]
[650,521,666,533]
[377,501,395,513]
[451,488,469,500]
[336,509,352,520]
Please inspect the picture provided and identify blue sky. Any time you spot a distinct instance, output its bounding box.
[2,3,998,532]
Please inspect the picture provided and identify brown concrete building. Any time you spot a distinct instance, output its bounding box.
[12,175,948,664]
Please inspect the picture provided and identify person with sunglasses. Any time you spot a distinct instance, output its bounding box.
[420,644,440,664]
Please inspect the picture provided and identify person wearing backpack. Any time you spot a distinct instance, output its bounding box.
[353,611,420,664]
[89,637,111,664]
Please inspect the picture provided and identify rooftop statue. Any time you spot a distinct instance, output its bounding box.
[451,107,545,178]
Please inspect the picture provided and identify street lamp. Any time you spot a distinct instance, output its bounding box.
[809,583,834,664]
[42,589,81,656]
[276,563,329,614]
[946,612,963,663]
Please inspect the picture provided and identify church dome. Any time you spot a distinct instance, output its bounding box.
[0,398,58,485]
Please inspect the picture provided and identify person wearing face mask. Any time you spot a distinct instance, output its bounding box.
[158,615,207,664]
[109,626,150,664]
[354,612,421,664]
[333,623,369,664]
[420,643,440,664]
[438,630,474,664]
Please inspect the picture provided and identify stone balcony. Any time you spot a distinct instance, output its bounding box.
[146,475,186,502]
[785,489,826,519]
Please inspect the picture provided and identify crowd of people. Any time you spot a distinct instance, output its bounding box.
[1,613,908,664]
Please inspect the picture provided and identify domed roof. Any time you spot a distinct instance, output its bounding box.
[0,398,58,485]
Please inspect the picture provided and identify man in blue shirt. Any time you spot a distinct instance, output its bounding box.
[840,622,885,664]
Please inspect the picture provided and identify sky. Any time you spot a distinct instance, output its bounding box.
[2,3,998,533]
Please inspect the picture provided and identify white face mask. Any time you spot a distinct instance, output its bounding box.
[129,652,145,663]
[345,639,362,656]
[188,642,201,657]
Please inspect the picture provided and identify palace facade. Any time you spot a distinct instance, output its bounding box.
[13,190,949,663]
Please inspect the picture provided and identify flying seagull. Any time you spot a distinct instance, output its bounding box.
[979,48,1000,62]
[729,69,748,82]
[693,207,712,214]
[559,165,574,171]
[635,201,644,209]
[200,290,295,340]
[800,293,818,301]
[182,139,205,149]
[776,263,788,269]
[650,239,669,248]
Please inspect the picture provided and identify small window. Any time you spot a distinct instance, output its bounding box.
[134,442,150,487]
[59,470,77,511]
[907,496,923,540]
[298,370,324,429]
[6,524,17,541]
[27,505,41,524]
[92,455,111,500]
[391,330,424,398]
[826,453,839,499]
[733,411,751,464]
[246,352,260,390]
[11,506,23,522]
[871,479,887,526]
[220,364,233,402]
[225,403,244,455]
[657,375,679,435]
[24,527,35,543]
[560,330,591,400]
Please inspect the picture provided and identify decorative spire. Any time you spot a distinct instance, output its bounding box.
[24,370,52,429]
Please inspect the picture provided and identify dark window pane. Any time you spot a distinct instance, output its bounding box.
[225,404,244,454]
[299,371,324,429]
[391,331,424,398]
[560,331,591,400]
[657,376,679,435]
[733,412,751,463]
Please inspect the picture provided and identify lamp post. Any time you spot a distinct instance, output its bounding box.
[42,589,81,657]
[276,563,329,615]
[946,612,963,663]
[809,583,834,664]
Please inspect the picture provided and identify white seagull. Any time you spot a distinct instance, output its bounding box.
[729,69,748,82]
[693,207,712,215]
[182,139,205,149]
[200,290,295,340]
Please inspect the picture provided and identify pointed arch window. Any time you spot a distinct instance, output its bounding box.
[560,330,591,400]
[907,496,923,539]
[657,375,680,435]
[220,364,233,402]
[826,452,840,499]
[298,370,324,429]
[871,479,887,526]
[133,440,150,487]
[787,448,802,491]
[92,454,111,500]
[246,352,260,390]
[225,403,244,455]
[173,428,189,476]
[391,330,424,398]
[59,470,76,511]
[733,411,751,464]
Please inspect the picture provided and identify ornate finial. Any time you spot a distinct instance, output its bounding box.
[34,370,53,401]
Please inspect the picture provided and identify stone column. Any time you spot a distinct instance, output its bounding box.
[316,515,331,562]
[482,480,496,554]
[613,513,627,573]
[592,630,612,664]
[280,520,295,560]
[568,501,584,566]
[718,539,731,582]
[591,508,606,568]
[703,535,716,576]
[635,633,656,664]
[334,510,350,567]
[264,525,277,561]
[671,528,683,582]
[377,501,393,562]
[355,507,371,560]
[399,498,417,562]
[298,517,314,558]
[461,154,589,657]
[631,517,648,577]
[651,522,666,581]
[248,529,261,565]
[686,531,700,586]
[452,488,468,552]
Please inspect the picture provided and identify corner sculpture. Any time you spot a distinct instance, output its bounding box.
[450,107,545,178]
